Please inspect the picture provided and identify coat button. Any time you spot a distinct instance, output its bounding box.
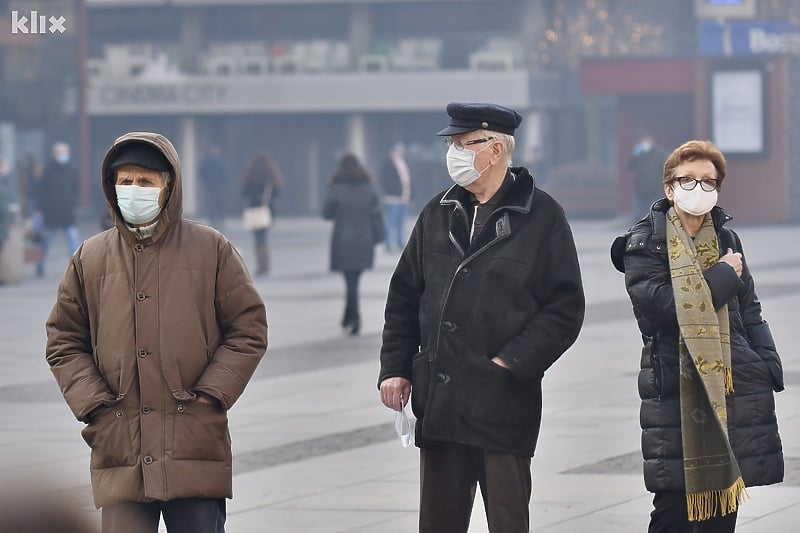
[459,267,470,275]
[436,372,451,383]
[134,243,144,252]
[441,321,457,332]
[143,455,153,465]
[142,406,151,414]
[137,348,148,358]
[136,292,146,301]
[177,404,185,413]
[115,410,123,418]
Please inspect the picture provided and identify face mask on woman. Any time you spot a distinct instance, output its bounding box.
[672,184,718,216]
[115,185,163,224]
[446,143,492,187]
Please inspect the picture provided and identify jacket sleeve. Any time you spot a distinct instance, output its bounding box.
[378,212,425,387]
[45,255,116,422]
[497,223,585,381]
[322,185,337,220]
[623,243,679,336]
[731,231,784,392]
[193,241,267,409]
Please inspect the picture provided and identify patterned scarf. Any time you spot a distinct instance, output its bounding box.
[666,208,746,521]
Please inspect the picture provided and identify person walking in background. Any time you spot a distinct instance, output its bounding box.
[611,140,784,532]
[199,143,230,229]
[241,151,283,276]
[629,133,668,221]
[379,142,411,252]
[46,132,268,533]
[378,102,585,532]
[323,153,380,336]
[35,142,80,277]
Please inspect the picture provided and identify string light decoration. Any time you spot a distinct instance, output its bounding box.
[530,0,673,69]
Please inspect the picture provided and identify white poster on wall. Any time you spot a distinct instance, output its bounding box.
[711,69,764,154]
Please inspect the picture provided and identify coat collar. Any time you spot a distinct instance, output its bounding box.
[440,167,535,257]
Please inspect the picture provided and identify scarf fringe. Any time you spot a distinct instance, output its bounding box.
[725,367,734,394]
[687,477,748,521]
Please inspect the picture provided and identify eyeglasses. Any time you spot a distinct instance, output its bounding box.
[445,137,495,151]
[672,176,719,192]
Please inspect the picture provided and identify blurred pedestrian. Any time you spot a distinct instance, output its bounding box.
[378,102,585,532]
[322,153,381,336]
[241,151,283,275]
[199,143,230,229]
[0,156,12,257]
[629,133,668,220]
[35,142,80,277]
[379,142,411,252]
[0,483,98,533]
[45,132,268,533]
[611,140,784,532]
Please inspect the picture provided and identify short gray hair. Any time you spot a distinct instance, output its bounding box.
[490,131,515,164]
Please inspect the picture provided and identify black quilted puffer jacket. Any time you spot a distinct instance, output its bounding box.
[611,199,784,492]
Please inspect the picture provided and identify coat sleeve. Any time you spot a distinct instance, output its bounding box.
[378,212,425,387]
[192,241,268,409]
[322,184,337,220]
[731,231,784,392]
[496,223,585,381]
[45,255,116,422]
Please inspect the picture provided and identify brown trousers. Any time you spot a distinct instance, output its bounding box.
[419,441,532,533]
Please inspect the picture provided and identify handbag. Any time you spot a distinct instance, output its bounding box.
[371,207,386,245]
[243,205,272,230]
[243,185,273,230]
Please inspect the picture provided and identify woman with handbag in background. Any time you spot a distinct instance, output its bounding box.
[241,151,284,275]
[323,153,382,336]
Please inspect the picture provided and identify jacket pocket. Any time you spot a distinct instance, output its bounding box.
[81,405,136,469]
[172,399,229,462]
[468,358,530,427]
[410,348,431,420]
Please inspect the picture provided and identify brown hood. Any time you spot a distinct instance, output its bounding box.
[101,132,183,243]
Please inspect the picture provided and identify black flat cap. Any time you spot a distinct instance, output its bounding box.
[436,102,523,137]
[109,142,172,173]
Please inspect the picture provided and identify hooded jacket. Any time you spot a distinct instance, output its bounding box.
[46,132,268,507]
[379,168,585,456]
[611,199,783,492]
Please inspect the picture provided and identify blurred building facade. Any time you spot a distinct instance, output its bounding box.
[2,0,800,222]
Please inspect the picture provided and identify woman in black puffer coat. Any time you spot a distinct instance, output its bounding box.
[611,140,784,533]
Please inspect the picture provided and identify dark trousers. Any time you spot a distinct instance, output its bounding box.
[101,498,226,533]
[342,270,361,330]
[649,491,738,533]
[419,442,531,533]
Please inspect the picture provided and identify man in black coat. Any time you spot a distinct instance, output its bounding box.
[378,102,585,533]
[35,142,80,277]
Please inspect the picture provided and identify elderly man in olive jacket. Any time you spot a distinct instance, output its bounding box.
[379,103,585,533]
[46,132,268,533]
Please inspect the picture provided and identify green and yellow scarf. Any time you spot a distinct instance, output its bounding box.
[666,208,747,521]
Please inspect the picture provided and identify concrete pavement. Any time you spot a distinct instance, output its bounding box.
[0,215,798,532]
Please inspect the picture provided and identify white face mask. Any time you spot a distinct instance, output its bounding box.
[446,143,492,187]
[672,184,718,216]
[115,185,163,225]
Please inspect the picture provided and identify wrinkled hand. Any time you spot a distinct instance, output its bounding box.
[719,248,743,277]
[380,377,411,412]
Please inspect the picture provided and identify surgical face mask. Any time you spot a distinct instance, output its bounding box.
[672,184,718,216]
[55,153,70,165]
[446,143,492,187]
[115,185,163,224]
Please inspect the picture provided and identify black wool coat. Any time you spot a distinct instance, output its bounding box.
[379,168,585,456]
[322,178,379,272]
[611,199,784,492]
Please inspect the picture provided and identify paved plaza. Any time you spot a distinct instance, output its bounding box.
[0,214,798,532]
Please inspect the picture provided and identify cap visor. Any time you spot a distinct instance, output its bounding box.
[436,125,478,136]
